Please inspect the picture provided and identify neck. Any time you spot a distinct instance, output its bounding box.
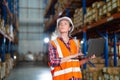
[60,33,69,38]
[60,33,69,43]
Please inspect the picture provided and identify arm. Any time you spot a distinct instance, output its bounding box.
[48,43,61,67]
[79,55,96,65]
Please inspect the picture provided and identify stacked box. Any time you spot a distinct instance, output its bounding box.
[103,67,120,80]
[5,24,10,35]
[106,0,120,16]
[107,1,112,16]
[103,4,107,17]
[119,45,120,57]
[0,61,1,80]
[91,1,105,21]
[9,58,13,70]
[0,19,5,32]
[0,62,6,79]
[5,58,13,76]
[73,8,83,29]
[5,60,10,76]
[91,8,99,22]
[5,53,11,60]
[111,0,120,14]
[82,67,103,80]
[92,1,105,22]
[84,7,93,25]
[82,57,105,80]
[109,56,119,67]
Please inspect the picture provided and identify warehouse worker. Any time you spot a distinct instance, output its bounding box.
[48,16,95,80]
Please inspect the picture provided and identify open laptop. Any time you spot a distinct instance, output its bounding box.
[86,38,105,57]
[71,38,105,59]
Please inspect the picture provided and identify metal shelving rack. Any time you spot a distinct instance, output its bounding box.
[0,0,19,62]
[44,0,120,68]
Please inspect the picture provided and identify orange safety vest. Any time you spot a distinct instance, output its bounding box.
[50,38,82,80]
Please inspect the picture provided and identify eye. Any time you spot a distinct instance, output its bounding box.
[64,22,67,25]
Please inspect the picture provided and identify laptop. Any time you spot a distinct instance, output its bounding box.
[87,38,105,57]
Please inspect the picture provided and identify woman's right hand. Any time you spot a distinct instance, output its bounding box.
[61,53,84,63]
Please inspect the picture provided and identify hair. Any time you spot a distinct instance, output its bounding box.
[58,19,72,28]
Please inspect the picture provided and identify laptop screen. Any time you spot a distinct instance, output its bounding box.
[87,38,105,57]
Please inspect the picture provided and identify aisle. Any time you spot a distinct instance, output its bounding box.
[5,62,52,80]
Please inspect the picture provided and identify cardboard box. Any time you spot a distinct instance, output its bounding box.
[5,53,11,60]
[103,67,120,74]
[107,1,112,12]
[92,2,98,8]
[1,62,6,79]
[97,1,105,8]
[118,45,120,55]
[90,57,105,64]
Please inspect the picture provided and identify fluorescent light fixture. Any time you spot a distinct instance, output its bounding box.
[44,37,49,43]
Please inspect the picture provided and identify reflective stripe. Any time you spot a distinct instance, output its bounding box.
[67,59,79,62]
[73,39,79,47]
[50,66,54,70]
[54,67,81,77]
[53,40,63,58]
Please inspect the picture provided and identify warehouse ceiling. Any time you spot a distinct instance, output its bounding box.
[18,0,46,54]
[19,0,45,40]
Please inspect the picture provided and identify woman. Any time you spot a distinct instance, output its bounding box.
[48,16,95,80]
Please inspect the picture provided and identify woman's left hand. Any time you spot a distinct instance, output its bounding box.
[89,54,96,59]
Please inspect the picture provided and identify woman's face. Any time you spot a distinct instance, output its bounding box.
[58,20,71,33]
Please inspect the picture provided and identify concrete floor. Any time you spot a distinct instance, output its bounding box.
[5,62,52,80]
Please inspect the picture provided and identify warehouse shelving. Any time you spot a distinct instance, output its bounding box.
[44,0,57,17]
[44,0,120,69]
[0,29,13,42]
[72,12,120,36]
[0,0,19,79]
[44,0,81,32]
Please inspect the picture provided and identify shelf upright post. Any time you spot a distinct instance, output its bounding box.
[82,0,87,69]
[83,29,87,69]
[113,33,117,67]
[8,0,12,12]
[51,3,55,16]
[17,0,19,17]
[8,41,11,54]
[1,37,6,62]
[66,8,70,17]
[11,43,14,59]
[2,0,7,25]
[104,32,109,67]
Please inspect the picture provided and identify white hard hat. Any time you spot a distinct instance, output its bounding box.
[56,16,74,33]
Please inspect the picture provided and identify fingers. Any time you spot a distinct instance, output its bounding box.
[90,54,96,59]
[78,53,84,56]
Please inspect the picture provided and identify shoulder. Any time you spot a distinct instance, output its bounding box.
[49,39,58,48]
[70,37,80,42]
